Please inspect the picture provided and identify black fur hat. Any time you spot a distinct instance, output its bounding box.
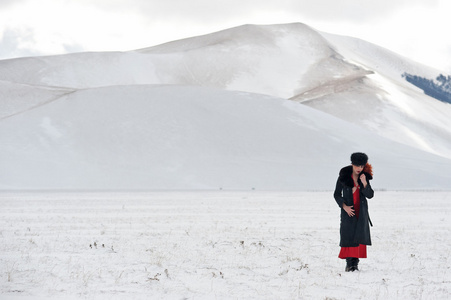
[351,152,368,166]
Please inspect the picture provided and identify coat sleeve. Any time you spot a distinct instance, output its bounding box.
[333,178,345,208]
[362,182,374,199]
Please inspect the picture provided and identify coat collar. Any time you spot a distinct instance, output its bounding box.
[338,165,373,188]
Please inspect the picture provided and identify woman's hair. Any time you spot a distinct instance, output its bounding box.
[363,163,373,177]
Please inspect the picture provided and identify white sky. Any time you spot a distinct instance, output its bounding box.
[0,0,450,73]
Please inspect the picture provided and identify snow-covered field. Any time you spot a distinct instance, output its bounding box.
[1,191,450,299]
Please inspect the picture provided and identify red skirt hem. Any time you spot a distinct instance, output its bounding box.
[338,244,367,259]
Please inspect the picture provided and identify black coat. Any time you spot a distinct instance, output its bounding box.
[334,165,374,247]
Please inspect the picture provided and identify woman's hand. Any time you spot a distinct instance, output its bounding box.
[343,203,355,217]
[360,173,367,187]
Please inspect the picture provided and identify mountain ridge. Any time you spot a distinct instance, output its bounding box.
[1,22,451,190]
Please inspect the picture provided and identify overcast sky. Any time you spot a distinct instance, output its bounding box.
[1,0,450,72]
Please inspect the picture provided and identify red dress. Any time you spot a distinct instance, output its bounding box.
[338,178,367,259]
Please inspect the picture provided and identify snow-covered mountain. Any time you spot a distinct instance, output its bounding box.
[1,23,450,190]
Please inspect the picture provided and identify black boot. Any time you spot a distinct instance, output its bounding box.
[352,258,360,271]
[345,258,354,272]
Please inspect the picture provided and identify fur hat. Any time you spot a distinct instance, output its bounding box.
[351,152,368,166]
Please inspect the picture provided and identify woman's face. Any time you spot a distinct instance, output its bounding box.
[352,164,364,176]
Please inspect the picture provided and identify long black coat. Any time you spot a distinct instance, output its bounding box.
[334,165,374,247]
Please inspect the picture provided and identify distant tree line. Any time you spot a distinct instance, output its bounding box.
[402,72,451,104]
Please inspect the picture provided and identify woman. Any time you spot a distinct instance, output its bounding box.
[334,152,374,272]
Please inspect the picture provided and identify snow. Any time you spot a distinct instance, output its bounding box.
[305,33,451,159]
[1,21,451,299]
[2,23,451,168]
[1,191,450,299]
[319,32,442,83]
[2,84,451,190]
[0,80,74,120]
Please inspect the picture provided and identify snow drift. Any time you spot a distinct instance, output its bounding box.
[1,23,450,190]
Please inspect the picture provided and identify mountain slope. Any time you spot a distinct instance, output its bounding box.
[1,23,450,160]
[0,80,74,120]
[298,33,451,159]
[1,85,450,190]
[0,23,379,99]
[1,23,451,190]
